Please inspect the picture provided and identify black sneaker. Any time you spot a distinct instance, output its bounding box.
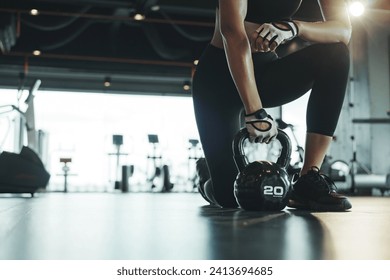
[288,166,352,211]
[196,158,214,204]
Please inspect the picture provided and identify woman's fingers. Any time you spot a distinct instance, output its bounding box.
[269,41,278,52]
[251,29,279,52]
[257,37,279,52]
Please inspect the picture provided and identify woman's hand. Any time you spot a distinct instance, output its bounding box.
[250,21,299,53]
[245,109,278,143]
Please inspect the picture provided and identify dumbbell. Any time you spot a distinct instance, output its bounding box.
[232,128,292,211]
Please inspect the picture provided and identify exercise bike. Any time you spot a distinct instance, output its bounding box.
[0,79,50,195]
[187,139,203,190]
[275,119,305,177]
[146,134,174,192]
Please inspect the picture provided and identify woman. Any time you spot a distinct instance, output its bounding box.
[192,0,352,211]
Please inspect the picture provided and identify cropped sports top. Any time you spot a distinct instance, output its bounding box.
[216,0,302,23]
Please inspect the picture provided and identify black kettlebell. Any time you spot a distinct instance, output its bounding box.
[232,128,292,211]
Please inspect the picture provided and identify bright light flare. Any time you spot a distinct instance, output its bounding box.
[30,9,39,16]
[349,1,365,17]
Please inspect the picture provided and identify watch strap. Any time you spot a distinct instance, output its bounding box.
[245,108,268,119]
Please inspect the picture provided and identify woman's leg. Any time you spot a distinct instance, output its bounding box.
[255,42,350,173]
[192,42,351,209]
[301,133,333,175]
[254,42,351,210]
[192,45,243,208]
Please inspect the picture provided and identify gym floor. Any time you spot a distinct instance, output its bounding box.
[0,192,389,260]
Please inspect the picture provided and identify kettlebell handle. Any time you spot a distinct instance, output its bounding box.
[232,128,292,172]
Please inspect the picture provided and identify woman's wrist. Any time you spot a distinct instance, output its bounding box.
[244,101,263,115]
[293,20,301,36]
[245,107,263,115]
[245,108,268,119]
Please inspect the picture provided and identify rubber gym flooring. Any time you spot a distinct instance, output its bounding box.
[0,192,389,260]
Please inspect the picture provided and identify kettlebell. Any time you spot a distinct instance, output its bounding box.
[232,128,292,211]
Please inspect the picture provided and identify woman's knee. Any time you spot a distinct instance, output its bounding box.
[327,42,350,68]
[316,42,350,71]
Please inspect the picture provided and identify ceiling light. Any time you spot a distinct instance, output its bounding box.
[349,1,365,17]
[134,14,145,21]
[183,81,191,91]
[104,77,111,87]
[32,50,41,56]
[193,60,199,66]
[150,5,160,12]
[30,9,39,16]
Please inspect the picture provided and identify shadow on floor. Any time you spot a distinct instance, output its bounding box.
[199,205,331,259]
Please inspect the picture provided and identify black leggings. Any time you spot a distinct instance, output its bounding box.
[192,42,350,207]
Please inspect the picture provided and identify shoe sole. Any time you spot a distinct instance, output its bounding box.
[288,198,352,212]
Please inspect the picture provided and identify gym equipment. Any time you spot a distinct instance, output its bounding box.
[108,134,128,190]
[121,164,134,193]
[346,43,376,194]
[233,128,292,211]
[147,134,162,189]
[349,116,390,193]
[56,158,77,192]
[0,146,50,196]
[187,138,203,189]
[327,159,350,182]
[0,13,17,53]
[347,174,390,190]
[276,118,304,176]
[352,118,390,124]
[0,78,42,155]
[146,134,173,192]
[162,164,173,192]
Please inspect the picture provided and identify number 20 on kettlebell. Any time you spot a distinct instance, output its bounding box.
[232,128,292,211]
[263,185,285,197]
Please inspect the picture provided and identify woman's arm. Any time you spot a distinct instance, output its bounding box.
[219,0,262,114]
[294,0,352,44]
